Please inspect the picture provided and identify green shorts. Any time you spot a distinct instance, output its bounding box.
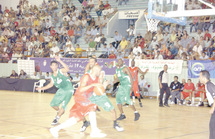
[50,87,74,110]
[116,84,132,105]
[89,93,114,112]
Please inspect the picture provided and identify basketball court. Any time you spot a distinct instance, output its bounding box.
[0,90,210,139]
[1,0,215,138]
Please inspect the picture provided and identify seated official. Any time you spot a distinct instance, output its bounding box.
[169,76,182,105]
[19,69,27,79]
[31,71,40,79]
[180,79,195,106]
[10,70,18,78]
[45,72,51,80]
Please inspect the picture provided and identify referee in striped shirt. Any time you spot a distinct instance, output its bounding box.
[199,70,215,139]
[158,64,171,107]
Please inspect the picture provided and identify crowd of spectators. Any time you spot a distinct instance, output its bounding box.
[0,0,214,63]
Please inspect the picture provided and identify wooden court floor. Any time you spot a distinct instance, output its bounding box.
[0,90,211,139]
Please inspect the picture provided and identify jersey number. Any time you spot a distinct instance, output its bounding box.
[104,102,111,108]
[117,71,121,77]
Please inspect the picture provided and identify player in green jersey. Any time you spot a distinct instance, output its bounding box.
[114,58,140,121]
[36,56,74,125]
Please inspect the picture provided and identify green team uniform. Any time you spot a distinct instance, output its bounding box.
[50,69,74,110]
[116,65,132,105]
[87,70,114,112]
[89,93,114,112]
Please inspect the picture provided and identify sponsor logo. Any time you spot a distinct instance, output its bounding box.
[191,63,205,76]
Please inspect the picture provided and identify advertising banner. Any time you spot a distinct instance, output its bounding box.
[30,58,129,75]
[188,60,215,78]
[134,60,183,74]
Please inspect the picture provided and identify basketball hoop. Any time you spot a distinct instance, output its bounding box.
[144,13,160,32]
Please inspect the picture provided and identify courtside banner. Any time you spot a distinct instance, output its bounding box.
[30,58,129,75]
[133,60,183,74]
[188,60,215,78]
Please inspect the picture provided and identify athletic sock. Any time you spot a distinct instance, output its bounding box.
[132,96,135,102]
[56,116,60,119]
[54,117,77,131]
[121,113,125,115]
[192,98,194,103]
[138,98,141,103]
[134,111,138,113]
[89,111,98,132]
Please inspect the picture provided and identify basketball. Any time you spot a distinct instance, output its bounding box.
[93,85,105,96]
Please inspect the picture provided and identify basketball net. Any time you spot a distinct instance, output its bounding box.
[144,13,160,32]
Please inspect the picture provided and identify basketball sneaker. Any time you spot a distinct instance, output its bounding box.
[134,112,140,121]
[170,101,175,105]
[117,114,126,120]
[90,132,107,138]
[179,100,184,105]
[198,102,204,107]
[113,121,124,132]
[49,127,59,138]
[80,121,90,132]
[51,116,60,125]
[159,104,164,107]
[187,100,191,105]
[139,102,143,107]
[164,103,170,107]
[189,103,195,106]
[123,103,129,107]
[94,128,102,133]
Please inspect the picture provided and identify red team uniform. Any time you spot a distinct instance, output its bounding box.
[69,73,98,121]
[181,83,195,99]
[195,84,206,98]
[129,67,140,97]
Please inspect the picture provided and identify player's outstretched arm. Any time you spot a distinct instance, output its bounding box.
[55,56,69,73]
[79,75,102,92]
[138,67,149,75]
[36,80,54,91]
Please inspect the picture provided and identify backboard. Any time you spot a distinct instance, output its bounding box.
[147,0,186,26]
[147,0,215,26]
